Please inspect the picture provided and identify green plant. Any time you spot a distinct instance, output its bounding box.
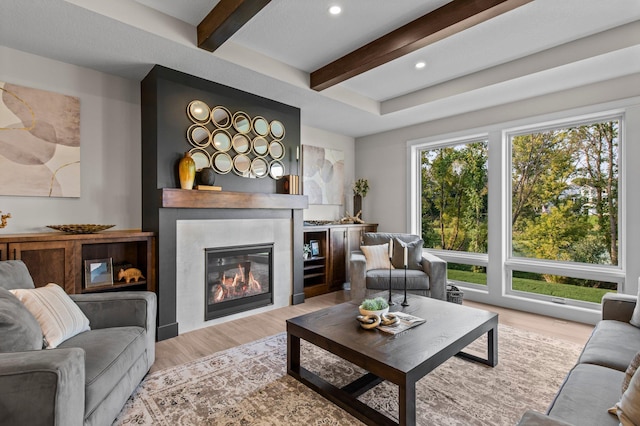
[353,178,369,198]
[360,297,388,311]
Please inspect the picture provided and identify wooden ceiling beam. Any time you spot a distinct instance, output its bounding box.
[310,0,533,91]
[197,0,271,52]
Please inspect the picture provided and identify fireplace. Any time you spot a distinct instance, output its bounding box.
[205,243,273,321]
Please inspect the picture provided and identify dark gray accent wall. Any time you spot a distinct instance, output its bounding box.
[141,65,303,340]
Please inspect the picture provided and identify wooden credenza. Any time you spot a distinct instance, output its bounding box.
[303,223,377,298]
[0,230,155,294]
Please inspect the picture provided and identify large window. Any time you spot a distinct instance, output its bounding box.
[507,117,622,304]
[419,139,488,285]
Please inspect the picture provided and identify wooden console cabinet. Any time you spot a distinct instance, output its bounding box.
[303,223,377,298]
[0,230,155,294]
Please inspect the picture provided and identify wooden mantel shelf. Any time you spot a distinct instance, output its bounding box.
[161,188,309,210]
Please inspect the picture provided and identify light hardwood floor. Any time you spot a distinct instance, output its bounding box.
[152,291,595,373]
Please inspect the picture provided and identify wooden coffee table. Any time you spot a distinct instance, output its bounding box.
[286,293,498,426]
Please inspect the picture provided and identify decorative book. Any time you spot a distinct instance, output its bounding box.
[377,312,426,335]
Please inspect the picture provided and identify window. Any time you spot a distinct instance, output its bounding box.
[507,116,622,304]
[418,139,489,285]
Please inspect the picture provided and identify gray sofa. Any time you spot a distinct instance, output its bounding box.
[518,292,640,426]
[0,260,156,426]
[349,232,447,302]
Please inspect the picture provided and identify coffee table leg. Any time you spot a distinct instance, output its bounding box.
[399,379,416,426]
[488,325,498,367]
[287,333,300,374]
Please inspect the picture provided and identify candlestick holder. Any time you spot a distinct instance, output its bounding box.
[387,257,395,306]
[401,265,409,306]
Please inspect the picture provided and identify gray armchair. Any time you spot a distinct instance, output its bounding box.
[0,260,156,426]
[349,232,447,301]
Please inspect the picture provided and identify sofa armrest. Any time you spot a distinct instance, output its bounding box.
[71,291,157,368]
[421,251,447,301]
[517,410,574,426]
[349,251,367,301]
[0,348,85,426]
[601,292,637,322]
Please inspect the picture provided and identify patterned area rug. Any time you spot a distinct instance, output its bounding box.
[114,325,583,425]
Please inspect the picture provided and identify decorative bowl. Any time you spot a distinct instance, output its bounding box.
[47,224,115,234]
[358,305,389,317]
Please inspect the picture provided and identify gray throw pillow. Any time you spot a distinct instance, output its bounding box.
[392,238,424,270]
[0,287,43,352]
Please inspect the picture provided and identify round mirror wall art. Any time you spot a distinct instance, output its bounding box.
[269,160,285,179]
[270,120,285,139]
[252,136,269,157]
[211,129,232,152]
[233,112,251,134]
[211,106,231,129]
[252,116,269,137]
[184,101,289,181]
[251,157,269,178]
[269,140,285,160]
[212,152,233,174]
[232,134,250,154]
[187,124,211,148]
[189,148,211,171]
[187,100,211,124]
[233,154,251,176]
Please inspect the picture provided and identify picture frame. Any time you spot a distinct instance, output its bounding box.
[310,240,320,257]
[84,258,114,288]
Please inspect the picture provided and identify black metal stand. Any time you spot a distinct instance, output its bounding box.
[401,265,409,306]
[387,257,395,306]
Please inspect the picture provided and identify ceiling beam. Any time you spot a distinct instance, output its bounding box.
[310,0,533,91]
[197,0,271,52]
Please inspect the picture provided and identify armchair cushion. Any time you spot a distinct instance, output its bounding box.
[392,237,424,270]
[0,287,43,352]
[11,283,90,349]
[360,244,393,270]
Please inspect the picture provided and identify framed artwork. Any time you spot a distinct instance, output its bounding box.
[302,145,344,205]
[0,81,80,197]
[310,240,320,257]
[84,258,113,288]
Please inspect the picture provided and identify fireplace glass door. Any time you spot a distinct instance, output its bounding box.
[205,243,273,321]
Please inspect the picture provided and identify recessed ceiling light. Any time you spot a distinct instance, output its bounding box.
[415,61,426,70]
[329,5,342,15]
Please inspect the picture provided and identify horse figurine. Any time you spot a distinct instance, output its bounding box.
[0,211,10,229]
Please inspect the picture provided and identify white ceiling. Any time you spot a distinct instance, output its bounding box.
[2,0,640,138]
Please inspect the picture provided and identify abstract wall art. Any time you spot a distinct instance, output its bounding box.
[302,145,344,205]
[0,81,80,197]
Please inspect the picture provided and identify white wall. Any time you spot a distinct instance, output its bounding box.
[301,125,355,222]
[355,74,640,324]
[0,47,141,234]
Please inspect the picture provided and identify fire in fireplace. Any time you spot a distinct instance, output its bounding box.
[205,243,273,321]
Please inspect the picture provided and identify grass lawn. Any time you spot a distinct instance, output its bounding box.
[447,269,613,303]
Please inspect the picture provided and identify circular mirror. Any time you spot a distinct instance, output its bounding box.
[251,157,269,178]
[189,148,211,171]
[187,124,210,147]
[252,116,269,136]
[187,100,210,123]
[212,129,231,152]
[211,106,231,128]
[252,136,269,156]
[269,160,285,179]
[212,152,232,174]
[270,120,285,139]
[232,134,250,154]
[233,154,251,176]
[269,140,285,159]
[233,112,251,134]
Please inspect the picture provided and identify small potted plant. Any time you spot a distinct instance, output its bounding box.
[359,297,389,316]
[303,244,311,260]
[353,178,369,220]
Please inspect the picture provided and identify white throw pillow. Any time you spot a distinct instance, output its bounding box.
[610,366,640,425]
[630,278,640,328]
[360,243,394,271]
[10,283,90,348]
